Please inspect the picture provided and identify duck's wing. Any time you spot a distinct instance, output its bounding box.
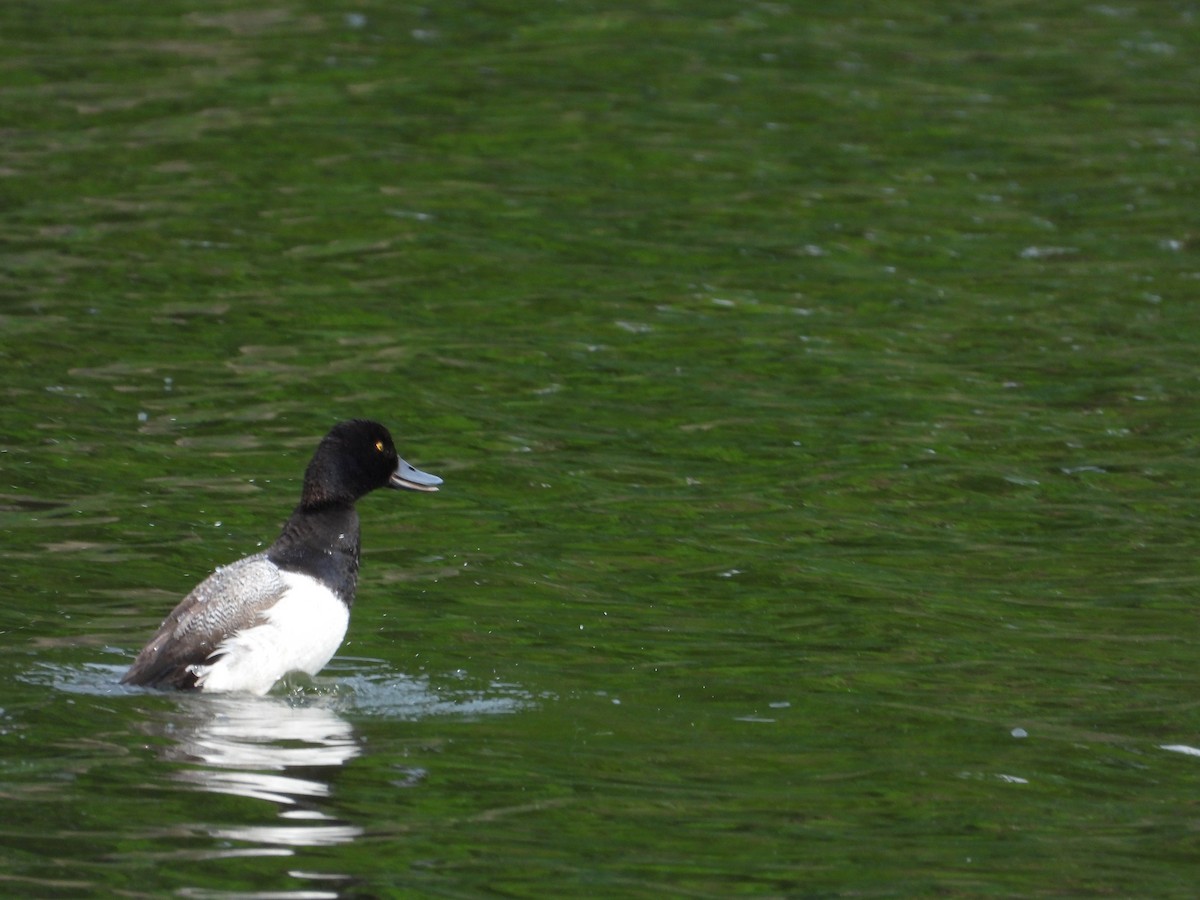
[121,553,288,690]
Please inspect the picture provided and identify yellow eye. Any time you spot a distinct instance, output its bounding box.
[375,441,385,452]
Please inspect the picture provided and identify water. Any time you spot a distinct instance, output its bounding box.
[3,1,1200,896]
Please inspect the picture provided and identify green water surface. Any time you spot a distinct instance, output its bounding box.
[3,1,1200,897]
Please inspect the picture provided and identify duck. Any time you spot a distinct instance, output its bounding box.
[121,419,441,694]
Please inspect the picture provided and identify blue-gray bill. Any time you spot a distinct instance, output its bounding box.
[389,458,442,492]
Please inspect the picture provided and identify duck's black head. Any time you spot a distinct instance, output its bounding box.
[300,419,441,508]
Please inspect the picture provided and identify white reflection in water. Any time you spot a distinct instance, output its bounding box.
[163,693,364,858]
[29,660,539,875]
[168,693,361,775]
[1161,744,1200,757]
[209,823,364,848]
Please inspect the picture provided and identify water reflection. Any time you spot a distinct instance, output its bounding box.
[25,661,537,896]
[35,664,364,838]
[138,693,365,895]
[165,693,363,853]
[152,696,359,898]
[167,693,360,777]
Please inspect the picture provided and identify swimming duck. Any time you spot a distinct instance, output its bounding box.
[121,419,441,694]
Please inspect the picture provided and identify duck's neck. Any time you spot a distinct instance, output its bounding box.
[267,503,361,605]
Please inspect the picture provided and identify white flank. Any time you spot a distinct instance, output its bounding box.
[191,571,350,695]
